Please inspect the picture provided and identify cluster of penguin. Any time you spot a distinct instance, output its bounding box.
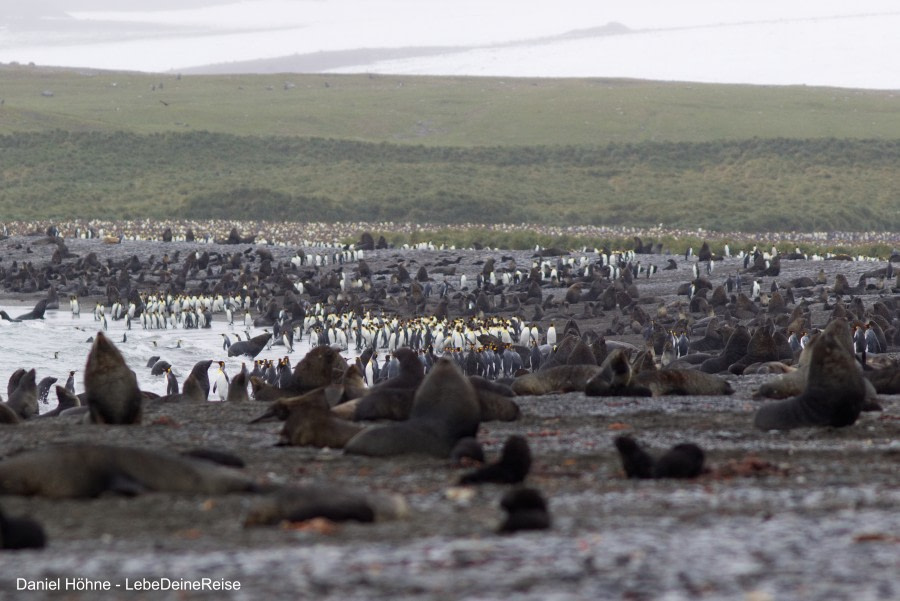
[2,229,900,551]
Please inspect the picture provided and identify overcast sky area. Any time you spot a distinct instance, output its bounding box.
[1,1,898,89]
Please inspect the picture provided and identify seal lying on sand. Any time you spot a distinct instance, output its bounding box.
[511,364,602,395]
[344,357,481,458]
[0,443,257,498]
[277,396,363,448]
[754,318,866,430]
[244,485,407,526]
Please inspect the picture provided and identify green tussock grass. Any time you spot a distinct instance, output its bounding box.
[1,65,899,234]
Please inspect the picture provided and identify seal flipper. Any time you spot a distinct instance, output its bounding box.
[105,473,148,497]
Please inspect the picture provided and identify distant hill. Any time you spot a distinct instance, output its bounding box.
[1,65,899,233]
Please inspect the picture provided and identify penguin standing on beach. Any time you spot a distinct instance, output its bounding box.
[212,361,230,402]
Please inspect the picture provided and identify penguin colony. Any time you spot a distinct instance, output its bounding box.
[0,226,897,582]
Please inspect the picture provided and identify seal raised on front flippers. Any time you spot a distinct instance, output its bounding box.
[754,318,866,430]
[458,435,531,485]
[344,357,481,458]
[83,331,142,424]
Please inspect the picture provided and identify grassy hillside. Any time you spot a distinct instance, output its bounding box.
[1,65,898,233]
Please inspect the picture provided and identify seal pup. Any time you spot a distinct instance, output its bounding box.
[498,488,551,533]
[83,331,142,424]
[0,506,47,550]
[0,443,257,498]
[614,436,706,479]
[344,357,481,458]
[458,435,531,485]
[754,318,866,430]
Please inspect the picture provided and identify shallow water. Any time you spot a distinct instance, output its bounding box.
[0,301,343,411]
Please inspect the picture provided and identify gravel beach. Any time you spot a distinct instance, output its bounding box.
[0,231,898,601]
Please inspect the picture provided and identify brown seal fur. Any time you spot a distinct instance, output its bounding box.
[754,319,866,430]
[244,485,406,527]
[277,397,363,448]
[344,358,481,458]
[0,443,256,498]
[511,364,602,395]
[83,332,142,424]
[633,369,734,396]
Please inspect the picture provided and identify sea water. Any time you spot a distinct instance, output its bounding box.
[0,302,340,414]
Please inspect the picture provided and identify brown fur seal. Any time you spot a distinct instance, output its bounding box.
[244,485,407,527]
[0,403,21,424]
[277,396,363,448]
[633,369,733,396]
[728,323,780,375]
[5,369,37,420]
[699,325,752,374]
[584,349,652,397]
[0,443,256,498]
[227,332,272,359]
[38,385,82,418]
[458,435,531,485]
[84,332,142,424]
[288,345,350,393]
[754,319,866,430]
[511,364,602,395]
[469,376,520,422]
[227,368,250,402]
[344,357,481,458]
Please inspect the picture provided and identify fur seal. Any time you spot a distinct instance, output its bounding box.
[13,299,48,320]
[344,357,481,458]
[0,443,257,498]
[754,318,866,430]
[469,376,521,422]
[614,436,706,479]
[277,396,363,448]
[0,506,46,550]
[83,331,142,424]
[458,435,531,485]
[511,364,602,395]
[244,485,407,527]
[699,325,752,374]
[227,332,272,359]
[498,488,551,533]
[38,385,82,417]
[633,369,734,396]
[5,369,37,420]
[0,403,20,424]
[584,349,652,397]
[227,367,250,402]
